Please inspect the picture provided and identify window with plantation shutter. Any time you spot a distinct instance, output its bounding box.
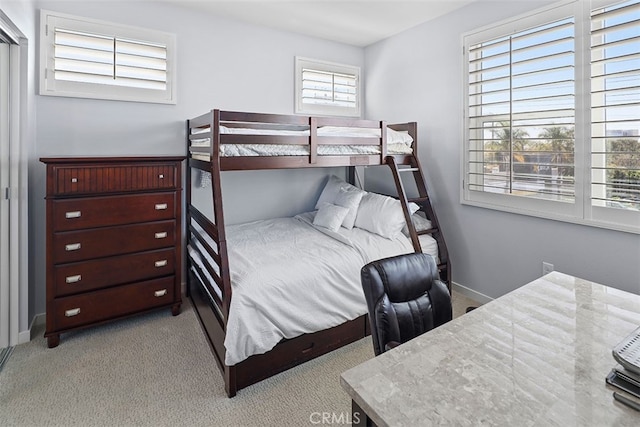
[590,0,640,211]
[295,57,360,117]
[39,10,176,104]
[466,16,576,203]
[463,0,639,234]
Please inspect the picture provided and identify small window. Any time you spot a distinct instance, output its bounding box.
[39,10,176,104]
[295,56,360,117]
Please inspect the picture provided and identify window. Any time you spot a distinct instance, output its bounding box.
[39,10,176,104]
[295,57,360,117]
[463,0,639,233]
[590,1,640,214]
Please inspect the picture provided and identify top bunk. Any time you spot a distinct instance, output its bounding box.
[187,109,417,171]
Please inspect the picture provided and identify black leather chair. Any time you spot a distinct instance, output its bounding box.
[361,253,452,356]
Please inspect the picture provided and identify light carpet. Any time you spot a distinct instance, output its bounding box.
[0,291,478,426]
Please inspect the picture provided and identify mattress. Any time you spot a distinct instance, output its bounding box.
[187,211,439,366]
[189,125,414,159]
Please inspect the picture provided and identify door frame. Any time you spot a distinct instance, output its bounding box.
[0,10,27,348]
[0,39,10,350]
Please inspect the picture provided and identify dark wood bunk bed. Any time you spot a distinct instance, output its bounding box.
[186,109,450,397]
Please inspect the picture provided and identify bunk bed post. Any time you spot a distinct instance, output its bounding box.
[185,120,193,298]
[211,109,231,320]
[347,167,356,186]
[380,120,387,164]
[310,117,317,165]
[408,122,417,157]
[210,109,237,397]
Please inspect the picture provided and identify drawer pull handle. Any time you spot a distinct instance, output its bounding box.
[155,260,168,267]
[65,308,81,317]
[65,274,82,284]
[155,203,168,210]
[65,243,81,251]
[154,289,167,297]
[159,174,164,179]
[71,178,78,183]
[155,232,167,239]
[65,211,82,219]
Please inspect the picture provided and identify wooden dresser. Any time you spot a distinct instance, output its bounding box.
[40,156,184,348]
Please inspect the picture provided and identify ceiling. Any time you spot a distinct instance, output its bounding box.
[162,0,477,47]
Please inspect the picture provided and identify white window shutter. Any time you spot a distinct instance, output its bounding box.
[590,0,640,211]
[301,68,357,108]
[467,17,576,202]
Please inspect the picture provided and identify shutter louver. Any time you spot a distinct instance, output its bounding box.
[301,68,357,108]
[467,18,576,202]
[590,0,640,211]
[53,28,167,91]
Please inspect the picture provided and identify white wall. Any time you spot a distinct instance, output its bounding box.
[31,1,364,317]
[365,0,640,298]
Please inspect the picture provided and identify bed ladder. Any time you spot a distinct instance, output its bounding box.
[386,155,451,289]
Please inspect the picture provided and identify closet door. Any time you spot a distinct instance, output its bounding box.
[0,41,10,350]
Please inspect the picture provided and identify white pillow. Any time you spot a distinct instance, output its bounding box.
[387,128,413,146]
[333,186,364,229]
[313,203,349,232]
[316,175,353,208]
[355,192,419,239]
[315,175,364,229]
[401,212,433,236]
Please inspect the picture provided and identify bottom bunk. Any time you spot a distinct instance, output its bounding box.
[190,272,370,396]
[187,175,443,397]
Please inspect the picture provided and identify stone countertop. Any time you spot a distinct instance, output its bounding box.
[341,272,640,426]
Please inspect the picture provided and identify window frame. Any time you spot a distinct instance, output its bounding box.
[294,56,361,117]
[461,0,639,234]
[38,9,177,104]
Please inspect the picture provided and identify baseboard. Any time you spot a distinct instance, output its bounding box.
[451,281,493,306]
[18,313,45,345]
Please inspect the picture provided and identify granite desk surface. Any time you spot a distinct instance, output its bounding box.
[340,272,640,426]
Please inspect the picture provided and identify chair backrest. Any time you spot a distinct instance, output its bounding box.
[361,253,452,356]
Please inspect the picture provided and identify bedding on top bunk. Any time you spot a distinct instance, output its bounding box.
[189,125,414,159]
[187,177,439,366]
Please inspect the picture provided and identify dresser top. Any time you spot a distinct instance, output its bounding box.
[40,156,185,165]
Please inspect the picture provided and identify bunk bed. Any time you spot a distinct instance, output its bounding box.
[186,109,450,397]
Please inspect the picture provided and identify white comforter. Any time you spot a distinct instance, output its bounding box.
[222,212,431,366]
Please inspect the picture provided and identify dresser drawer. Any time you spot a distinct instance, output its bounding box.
[51,276,175,330]
[51,163,177,196]
[54,248,176,296]
[53,220,176,264]
[52,192,176,232]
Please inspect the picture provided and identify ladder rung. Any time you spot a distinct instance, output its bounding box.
[417,228,437,236]
[408,197,429,203]
[398,167,420,172]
